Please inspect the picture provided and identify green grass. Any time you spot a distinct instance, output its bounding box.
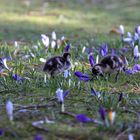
[0,0,140,140]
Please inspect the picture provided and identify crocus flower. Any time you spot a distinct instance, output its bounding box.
[41,34,49,48]
[56,88,64,103]
[39,58,47,63]
[99,106,106,121]
[0,129,3,136]
[99,43,108,57]
[82,46,86,53]
[6,100,14,121]
[89,54,94,67]
[56,88,64,112]
[87,47,92,54]
[123,37,133,43]
[64,44,71,52]
[133,64,140,71]
[63,89,71,98]
[135,26,140,35]
[134,33,139,41]
[64,70,69,79]
[52,31,56,40]
[134,45,140,58]
[125,69,135,74]
[121,47,128,53]
[34,134,43,140]
[51,40,56,48]
[128,134,134,140]
[108,111,116,125]
[111,48,115,55]
[119,25,125,36]
[75,114,93,123]
[74,71,91,82]
[0,57,10,71]
[12,74,25,81]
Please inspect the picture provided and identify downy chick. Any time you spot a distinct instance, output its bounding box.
[92,54,126,81]
[43,52,71,77]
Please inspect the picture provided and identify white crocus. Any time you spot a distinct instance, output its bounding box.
[2,58,10,71]
[41,34,49,48]
[52,31,57,40]
[51,40,56,48]
[134,45,140,58]
[56,88,64,112]
[39,58,47,63]
[6,100,14,121]
[119,25,124,35]
[82,46,86,53]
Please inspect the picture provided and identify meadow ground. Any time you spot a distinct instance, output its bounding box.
[0,0,140,139]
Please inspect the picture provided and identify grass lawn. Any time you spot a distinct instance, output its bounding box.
[0,0,140,139]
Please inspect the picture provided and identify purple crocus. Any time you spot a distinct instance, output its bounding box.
[89,54,94,67]
[133,64,140,71]
[63,89,71,98]
[74,71,91,82]
[99,43,108,57]
[75,114,93,123]
[87,47,92,54]
[99,107,106,121]
[34,134,43,140]
[12,74,25,81]
[64,44,71,52]
[125,69,135,74]
[0,129,3,136]
[135,26,140,35]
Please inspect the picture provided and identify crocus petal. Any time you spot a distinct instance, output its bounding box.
[127,32,132,38]
[34,134,43,140]
[51,40,56,48]
[74,71,91,82]
[89,54,94,67]
[6,100,14,121]
[82,46,86,53]
[40,58,47,63]
[56,88,64,103]
[135,26,140,35]
[64,44,70,52]
[123,38,133,43]
[87,47,92,54]
[134,33,139,41]
[1,58,10,70]
[111,48,115,55]
[52,31,57,40]
[99,107,106,121]
[128,134,134,140]
[134,45,140,57]
[119,25,124,35]
[41,34,49,48]
[125,69,134,74]
[12,74,25,81]
[0,128,3,136]
[133,64,140,71]
[64,70,69,78]
[75,114,92,123]
[63,89,70,98]
[108,111,116,125]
